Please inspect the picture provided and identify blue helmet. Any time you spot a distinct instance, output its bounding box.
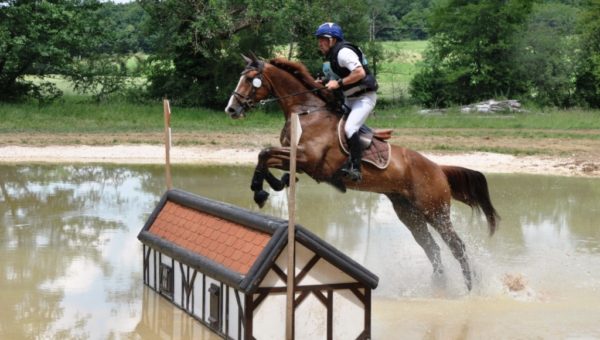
[314,22,344,40]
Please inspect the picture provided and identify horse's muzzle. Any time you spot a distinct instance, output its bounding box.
[225,105,246,119]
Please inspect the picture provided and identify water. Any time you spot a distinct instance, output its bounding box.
[1,164,599,339]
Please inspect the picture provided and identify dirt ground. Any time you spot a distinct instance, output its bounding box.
[0,131,599,177]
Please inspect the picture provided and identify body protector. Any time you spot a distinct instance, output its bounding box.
[324,41,379,97]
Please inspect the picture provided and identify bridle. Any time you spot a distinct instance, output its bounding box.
[231,60,326,112]
[231,64,267,112]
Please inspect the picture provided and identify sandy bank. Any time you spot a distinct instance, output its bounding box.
[1,144,598,178]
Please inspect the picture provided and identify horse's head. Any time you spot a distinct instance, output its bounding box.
[224,54,271,119]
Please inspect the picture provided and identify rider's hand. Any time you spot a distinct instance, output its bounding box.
[325,79,340,90]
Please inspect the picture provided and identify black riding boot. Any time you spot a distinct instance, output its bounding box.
[342,132,362,182]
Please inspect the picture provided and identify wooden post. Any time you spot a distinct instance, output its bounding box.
[286,113,301,340]
[163,99,173,190]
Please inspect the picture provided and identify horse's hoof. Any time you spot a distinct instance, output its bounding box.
[254,190,269,208]
[431,269,447,290]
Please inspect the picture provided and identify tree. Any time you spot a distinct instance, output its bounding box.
[513,3,581,107]
[410,0,533,107]
[96,2,153,54]
[0,0,107,101]
[575,0,600,107]
[139,0,372,108]
[396,0,432,40]
[138,0,284,107]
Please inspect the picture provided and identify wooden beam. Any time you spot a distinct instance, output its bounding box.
[286,113,301,340]
[295,254,320,284]
[163,99,173,190]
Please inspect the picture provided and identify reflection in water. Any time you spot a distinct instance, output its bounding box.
[0,165,163,339]
[126,286,220,339]
[1,164,599,339]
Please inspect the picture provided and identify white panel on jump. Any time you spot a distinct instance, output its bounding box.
[299,257,355,286]
[161,254,172,265]
[173,260,182,307]
[192,274,204,320]
[274,243,291,276]
[295,243,356,286]
[295,293,327,340]
[258,268,286,288]
[274,243,318,277]
[333,289,364,339]
[226,286,241,339]
[253,293,286,339]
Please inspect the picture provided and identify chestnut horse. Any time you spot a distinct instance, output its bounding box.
[225,55,499,291]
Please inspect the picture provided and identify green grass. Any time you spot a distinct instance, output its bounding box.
[0,96,283,134]
[1,96,599,136]
[377,41,428,102]
[371,107,600,131]
[4,40,600,147]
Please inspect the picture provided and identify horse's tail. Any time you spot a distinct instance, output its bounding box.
[441,165,500,236]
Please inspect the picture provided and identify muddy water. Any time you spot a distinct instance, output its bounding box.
[1,164,599,339]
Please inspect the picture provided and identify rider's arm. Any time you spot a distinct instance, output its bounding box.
[325,48,366,90]
[326,66,365,90]
[339,66,366,87]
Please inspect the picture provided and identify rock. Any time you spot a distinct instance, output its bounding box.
[461,99,525,113]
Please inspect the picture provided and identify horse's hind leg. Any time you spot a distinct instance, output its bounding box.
[387,194,443,277]
[430,213,472,291]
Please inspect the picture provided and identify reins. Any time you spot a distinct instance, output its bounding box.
[252,61,328,106]
[235,59,333,117]
[258,87,325,105]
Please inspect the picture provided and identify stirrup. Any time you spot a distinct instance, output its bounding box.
[341,163,362,182]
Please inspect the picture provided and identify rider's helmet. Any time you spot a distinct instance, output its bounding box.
[314,22,344,40]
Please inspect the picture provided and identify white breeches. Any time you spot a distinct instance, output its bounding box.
[344,91,377,138]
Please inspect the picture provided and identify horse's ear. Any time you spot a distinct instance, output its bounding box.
[242,54,252,65]
[249,51,259,62]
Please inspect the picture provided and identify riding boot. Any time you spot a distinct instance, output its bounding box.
[342,132,362,182]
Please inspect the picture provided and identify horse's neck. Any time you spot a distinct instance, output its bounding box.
[267,66,327,118]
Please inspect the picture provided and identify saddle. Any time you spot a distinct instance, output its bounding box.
[337,120,392,169]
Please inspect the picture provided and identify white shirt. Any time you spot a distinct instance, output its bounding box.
[337,47,362,72]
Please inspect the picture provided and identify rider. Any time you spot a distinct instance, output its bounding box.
[315,22,378,182]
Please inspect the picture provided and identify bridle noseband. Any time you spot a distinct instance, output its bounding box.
[231,62,268,112]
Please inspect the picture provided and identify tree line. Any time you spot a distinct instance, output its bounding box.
[1,0,598,108]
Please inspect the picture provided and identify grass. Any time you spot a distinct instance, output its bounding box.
[1,96,599,135]
[371,107,600,131]
[2,40,600,155]
[377,41,428,102]
[0,96,283,134]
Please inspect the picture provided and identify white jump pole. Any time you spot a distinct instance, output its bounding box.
[163,98,173,190]
[286,113,301,340]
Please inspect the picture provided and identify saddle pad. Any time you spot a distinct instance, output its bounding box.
[338,120,391,170]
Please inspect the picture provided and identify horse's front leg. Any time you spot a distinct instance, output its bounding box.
[250,167,270,208]
[250,147,305,208]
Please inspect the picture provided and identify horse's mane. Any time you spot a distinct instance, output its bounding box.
[269,57,337,107]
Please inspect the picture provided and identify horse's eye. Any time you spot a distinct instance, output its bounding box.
[252,78,262,88]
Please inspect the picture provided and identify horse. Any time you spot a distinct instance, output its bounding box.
[224,54,499,291]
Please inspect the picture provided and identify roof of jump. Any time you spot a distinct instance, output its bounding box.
[138,189,379,293]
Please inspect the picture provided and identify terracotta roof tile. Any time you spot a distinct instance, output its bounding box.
[148,201,272,275]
